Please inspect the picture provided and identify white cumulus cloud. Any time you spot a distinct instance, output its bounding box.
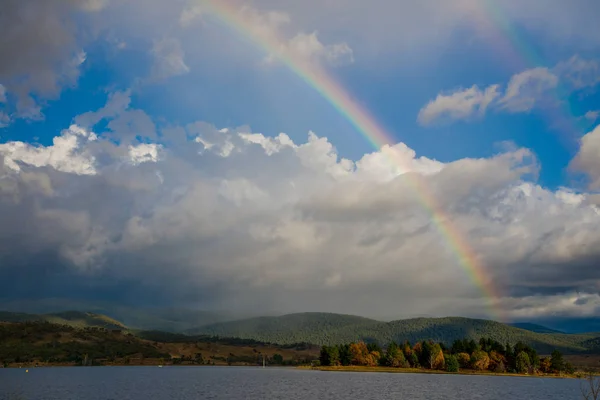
[2,95,600,320]
[418,85,500,125]
[418,57,600,125]
[571,124,600,190]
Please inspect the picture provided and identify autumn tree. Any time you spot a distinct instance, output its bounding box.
[430,345,445,370]
[456,353,471,369]
[402,341,412,357]
[539,357,551,373]
[470,350,490,371]
[489,351,507,373]
[349,342,369,366]
[366,351,381,367]
[413,342,423,359]
[403,342,418,367]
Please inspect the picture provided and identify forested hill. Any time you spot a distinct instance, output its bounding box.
[189,314,600,354]
[186,312,384,345]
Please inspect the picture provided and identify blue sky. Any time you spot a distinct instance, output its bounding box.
[2,4,597,190]
[1,0,600,322]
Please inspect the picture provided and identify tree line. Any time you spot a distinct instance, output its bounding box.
[319,337,575,375]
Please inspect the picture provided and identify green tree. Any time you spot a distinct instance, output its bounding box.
[367,343,382,354]
[515,351,531,374]
[445,354,459,372]
[338,344,351,366]
[467,339,479,354]
[419,341,441,369]
[272,354,283,364]
[319,346,339,366]
[383,342,407,367]
[563,362,574,375]
[451,339,466,354]
[409,352,419,368]
[550,350,564,373]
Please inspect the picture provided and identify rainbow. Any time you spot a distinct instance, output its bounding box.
[476,0,588,151]
[198,0,504,321]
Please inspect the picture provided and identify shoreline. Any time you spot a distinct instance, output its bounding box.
[0,364,582,379]
[0,363,301,369]
[302,365,578,379]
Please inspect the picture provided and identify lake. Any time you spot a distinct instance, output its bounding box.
[0,366,583,399]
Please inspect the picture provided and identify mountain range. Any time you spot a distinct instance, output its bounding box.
[2,309,599,355]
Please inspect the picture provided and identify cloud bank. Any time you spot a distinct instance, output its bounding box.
[1,93,600,320]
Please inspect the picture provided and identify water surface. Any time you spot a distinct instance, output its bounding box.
[0,366,582,399]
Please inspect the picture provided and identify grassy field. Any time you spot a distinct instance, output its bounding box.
[564,354,600,372]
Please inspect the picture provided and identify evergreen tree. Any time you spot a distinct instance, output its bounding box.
[445,354,459,372]
[550,350,564,373]
[505,342,515,371]
[338,344,351,366]
[451,339,465,354]
[319,345,339,366]
[367,343,382,354]
[467,339,479,354]
[382,342,399,367]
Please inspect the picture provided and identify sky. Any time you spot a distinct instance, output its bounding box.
[1,0,600,323]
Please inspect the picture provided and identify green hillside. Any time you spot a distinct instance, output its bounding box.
[186,312,384,344]
[191,313,599,354]
[0,311,125,330]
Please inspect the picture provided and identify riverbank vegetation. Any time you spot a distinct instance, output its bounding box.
[318,337,576,376]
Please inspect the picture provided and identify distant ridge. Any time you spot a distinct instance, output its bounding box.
[0,311,125,330]
[0,299,238,332]
[509,322,564,334]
